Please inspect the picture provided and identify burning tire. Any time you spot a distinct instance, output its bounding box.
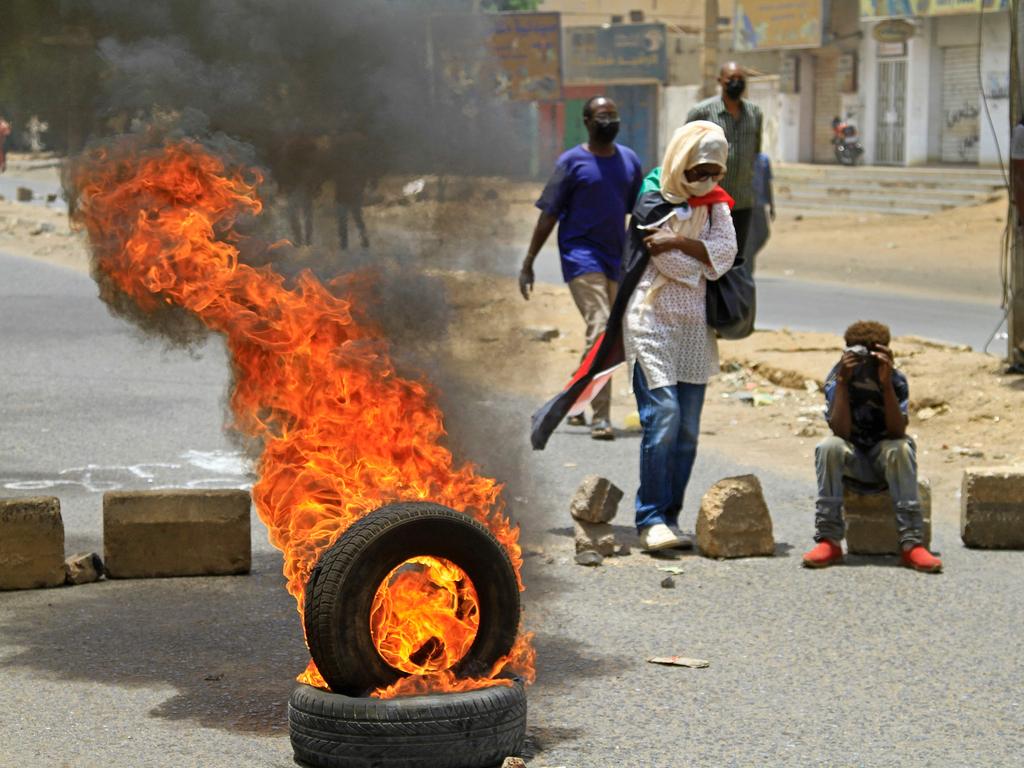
[288,677,526,768]
[303,501,521,696]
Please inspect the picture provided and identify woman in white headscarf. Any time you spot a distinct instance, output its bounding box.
[627,120,738,551]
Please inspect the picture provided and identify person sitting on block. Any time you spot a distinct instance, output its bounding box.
[803,320,942,573]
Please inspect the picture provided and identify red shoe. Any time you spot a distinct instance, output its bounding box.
[901,546,943,573]
[802,540,844,568]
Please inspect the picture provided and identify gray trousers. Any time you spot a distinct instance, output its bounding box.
[815,435,924,548]
[568,272,618,423]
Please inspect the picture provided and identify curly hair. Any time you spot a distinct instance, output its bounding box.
[844,320,891,348]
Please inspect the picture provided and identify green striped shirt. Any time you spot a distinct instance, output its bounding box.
[685,97,762,210]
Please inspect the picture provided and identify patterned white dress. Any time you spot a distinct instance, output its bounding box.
[624,201,738,389]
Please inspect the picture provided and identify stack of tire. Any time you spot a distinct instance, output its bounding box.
[290,502,527,768]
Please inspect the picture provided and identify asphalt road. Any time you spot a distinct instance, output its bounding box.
[453,242,1007,354]
[2,250,1023,767]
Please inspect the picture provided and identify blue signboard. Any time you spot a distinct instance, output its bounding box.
[563,24,668,83]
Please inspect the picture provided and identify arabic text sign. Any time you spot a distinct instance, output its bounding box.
[563,23,668,83]
[860,0,1008,17]
[734,0,824,51]
[431,12,561,101]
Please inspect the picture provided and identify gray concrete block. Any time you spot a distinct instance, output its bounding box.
[961,467,1024,549]
[845,480,932,555]
[104,490,251,578]
[569,475,623,524]
[573,519,617,556]
[0,496,65,590]
[697,475,774,558]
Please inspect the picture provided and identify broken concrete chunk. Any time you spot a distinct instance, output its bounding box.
[844,480,932,555]
[0,496,66,590]
[569,475,623,524]
[696,475,775,559]
[501,758,528,768]
[65,552,104,585]
[574,519,618,556]
[961,467,1024,549]
[15,187,33,202]
[104,490,252,578]
[574,550,603,567]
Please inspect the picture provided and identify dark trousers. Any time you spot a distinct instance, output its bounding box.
[730,207,752,261]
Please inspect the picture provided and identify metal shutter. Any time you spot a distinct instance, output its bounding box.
[813,55,840,163]
[940,46,980,164]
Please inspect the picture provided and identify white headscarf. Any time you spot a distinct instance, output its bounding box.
[659,120,729,204]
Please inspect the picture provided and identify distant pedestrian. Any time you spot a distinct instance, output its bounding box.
[330,130,371,251]
[687,62,763,260]
[277,133,324,247]
[624,121,737,551]
[520,95,643,440]
[0,117,11,174]
[803,321,942,572]
[743,152,775,272]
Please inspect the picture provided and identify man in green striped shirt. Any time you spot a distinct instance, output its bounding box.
[686,62,763,258]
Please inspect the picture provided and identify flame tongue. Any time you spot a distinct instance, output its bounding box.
[371,556,480,675]
[71,138,534,697]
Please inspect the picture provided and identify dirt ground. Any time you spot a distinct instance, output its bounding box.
[3,156,1019,529]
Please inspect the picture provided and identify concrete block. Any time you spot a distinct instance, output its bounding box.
[0,496,65,590]
[104,490,251,578]
[573,520,617,556]
[65,552,104,585]
[961,467,1024,549]
[845,480,932,555]
[697,475,775,558]
[569,475,623,524]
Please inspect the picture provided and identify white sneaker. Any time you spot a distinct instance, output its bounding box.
[669,526,695,550]
[639,523,684,551]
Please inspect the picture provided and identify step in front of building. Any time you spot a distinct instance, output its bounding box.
[772,163,1006,216]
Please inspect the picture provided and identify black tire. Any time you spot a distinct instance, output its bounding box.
[288,679,526,768]
[304,501,521,696]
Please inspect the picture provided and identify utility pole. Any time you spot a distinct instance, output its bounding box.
[1011,0,1024,367]
[702,0,719,98]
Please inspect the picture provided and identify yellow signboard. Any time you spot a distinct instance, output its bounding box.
[734,0,824,52]
[860,0,1008,17]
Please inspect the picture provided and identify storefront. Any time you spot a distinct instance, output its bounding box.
[858,0,1010,166]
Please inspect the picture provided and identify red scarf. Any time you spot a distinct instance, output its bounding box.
[687,185,735,210]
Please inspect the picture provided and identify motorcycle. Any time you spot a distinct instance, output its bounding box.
[831,116,864,166]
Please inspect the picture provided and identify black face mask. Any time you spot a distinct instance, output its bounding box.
[724,78,746,99]
[591,117,620,143]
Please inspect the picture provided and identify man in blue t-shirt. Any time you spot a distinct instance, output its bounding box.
[519,95,643,440]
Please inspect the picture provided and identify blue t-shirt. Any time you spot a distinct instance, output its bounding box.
[823,362,910,451]
[535,144,644,282]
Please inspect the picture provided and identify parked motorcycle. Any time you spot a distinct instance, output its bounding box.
[831,116,864,166]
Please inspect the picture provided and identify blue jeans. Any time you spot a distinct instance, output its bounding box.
[633,365,707,531]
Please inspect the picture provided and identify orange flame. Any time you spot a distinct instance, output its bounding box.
[70,138,534,696]
[371,556,479,675]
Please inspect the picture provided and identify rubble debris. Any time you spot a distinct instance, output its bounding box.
[574,519,618,556]
[526,326,560,342]
[501,759,528,768]
[844,481,932,555]
[657,565,684,575]
[660,576,676,588]
[64,552,104,585]
[696,475,775,559]
[29,222,55,236]
[574,550,603,567]
[16,187,33,202]
[569,475,623,524]
[647,656,710,668]
[961,467,1024,549]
